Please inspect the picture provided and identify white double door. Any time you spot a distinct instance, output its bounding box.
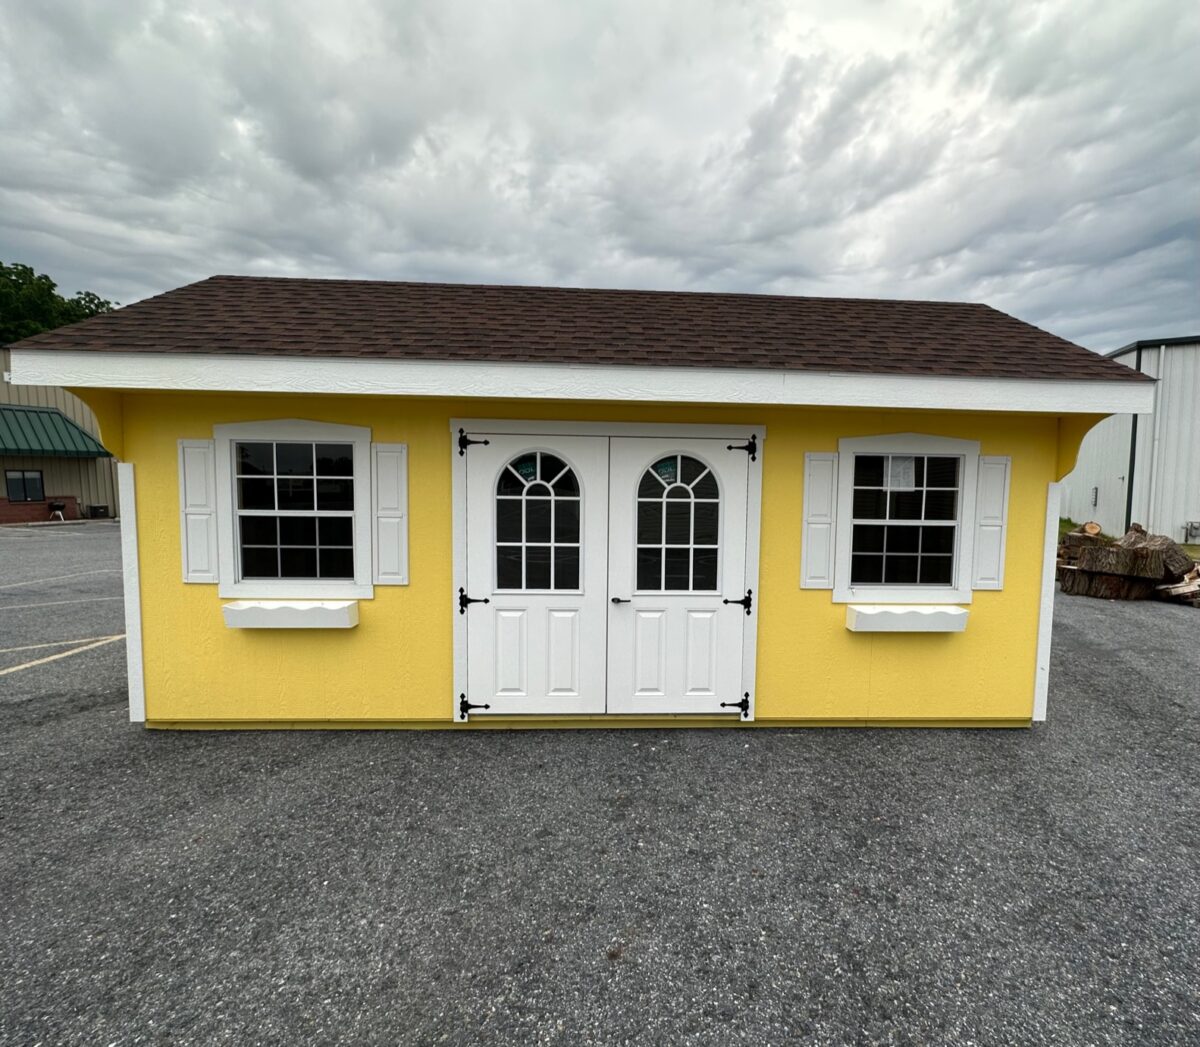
[461,431,756,717]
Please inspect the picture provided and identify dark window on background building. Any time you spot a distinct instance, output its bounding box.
[5,470,45,502]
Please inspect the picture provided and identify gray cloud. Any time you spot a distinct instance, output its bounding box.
[0,0,1196,350]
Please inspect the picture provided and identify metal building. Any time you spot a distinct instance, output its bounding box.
[1,347,118,523]
[1062,336,1200,543]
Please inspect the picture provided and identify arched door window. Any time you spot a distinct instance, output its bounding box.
[636,454,719,591]
[496,452,581,590]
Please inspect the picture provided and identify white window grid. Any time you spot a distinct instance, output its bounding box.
[234,440,356,581]
[849,453,961,586]
[494,452,581,592]
[636,455,721,593]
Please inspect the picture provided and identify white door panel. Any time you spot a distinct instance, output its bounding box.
[464,435,608,714]
[683,610,718,696]
[545,609,581,696]
[606,437,750,716]
[632,608,667,696]
[493,609,527,695]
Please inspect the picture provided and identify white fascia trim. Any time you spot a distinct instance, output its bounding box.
[9,350,1157,415]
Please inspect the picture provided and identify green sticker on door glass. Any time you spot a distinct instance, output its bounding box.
[653,457,678,483]
[514,455,538,481]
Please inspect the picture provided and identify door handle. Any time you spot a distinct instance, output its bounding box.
[611,597,631,604]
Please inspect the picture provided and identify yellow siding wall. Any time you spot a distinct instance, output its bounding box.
[114,392,1061,726]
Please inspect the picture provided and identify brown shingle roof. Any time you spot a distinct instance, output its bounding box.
[6,275,1147,382]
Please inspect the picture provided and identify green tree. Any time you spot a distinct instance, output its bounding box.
[0,262,117,345]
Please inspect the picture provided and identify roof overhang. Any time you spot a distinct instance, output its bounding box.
[7,348,1156,415]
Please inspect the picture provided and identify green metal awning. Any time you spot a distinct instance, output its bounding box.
[0,404,112,458]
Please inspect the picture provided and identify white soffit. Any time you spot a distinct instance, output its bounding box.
[8,349,1156,415]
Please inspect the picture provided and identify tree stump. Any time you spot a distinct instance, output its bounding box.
[1057,565,1157,600]
[1077,545,1165,580]
[1116,528,1196,582]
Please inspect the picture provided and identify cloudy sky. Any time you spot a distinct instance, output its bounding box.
[1,0,1196,351]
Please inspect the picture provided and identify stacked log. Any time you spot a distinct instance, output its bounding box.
[1056,522,1199,606]
[1117,524,1196,581]
[1057,527,1108,567]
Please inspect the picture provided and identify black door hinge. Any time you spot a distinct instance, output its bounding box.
[720,693,751,719]
[458,587,491,614]
[459,694,491,720]
[722,588,753,615]
[458,428,490,456]
[726,433,757,461]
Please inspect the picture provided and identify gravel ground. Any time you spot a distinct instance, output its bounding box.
[1,524,1198,1046]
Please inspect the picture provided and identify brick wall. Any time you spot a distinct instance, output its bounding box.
[0,495,81,523]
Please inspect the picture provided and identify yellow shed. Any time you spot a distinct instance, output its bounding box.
[6,276,1154,729]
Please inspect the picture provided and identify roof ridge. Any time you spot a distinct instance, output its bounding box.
[204,273,989,310]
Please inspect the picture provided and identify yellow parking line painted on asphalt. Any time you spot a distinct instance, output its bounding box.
[0,596,123,612]
[0,569,122,590]
[0,636,128,655]
[0,635,125,677]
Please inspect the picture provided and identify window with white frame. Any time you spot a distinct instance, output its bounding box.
[495,451,581,591]
[234,441,356,580]
[636,454,720,591]
[849,453,959,586]
[833,434,980,604]
[212,420,372,598]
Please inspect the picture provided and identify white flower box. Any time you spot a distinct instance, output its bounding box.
[221,600,359,630]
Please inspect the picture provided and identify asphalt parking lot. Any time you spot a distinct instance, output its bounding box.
[1,523,1198,1046]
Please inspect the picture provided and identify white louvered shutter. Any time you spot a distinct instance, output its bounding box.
[801,452,838,589]
[178,439,219,583]
[372,443,409,585]
[971,456,1011,590]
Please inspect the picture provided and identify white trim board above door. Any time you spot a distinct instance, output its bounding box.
[451,420,765,722]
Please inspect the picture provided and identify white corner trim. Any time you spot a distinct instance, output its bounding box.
[832,433,980,605]
[740,431,764,723]
[450,429,468,720]
[212,418,374,599]
[221,600,359,629]
[1033,481,1062,722]
[117,463,145,723]
[845,604,969,632]
[9,349,1156,415]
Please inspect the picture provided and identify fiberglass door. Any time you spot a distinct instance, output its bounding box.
[464,435,609,715]
[606,438,750,715]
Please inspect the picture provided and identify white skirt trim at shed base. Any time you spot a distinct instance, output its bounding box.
[117,462,146,723]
